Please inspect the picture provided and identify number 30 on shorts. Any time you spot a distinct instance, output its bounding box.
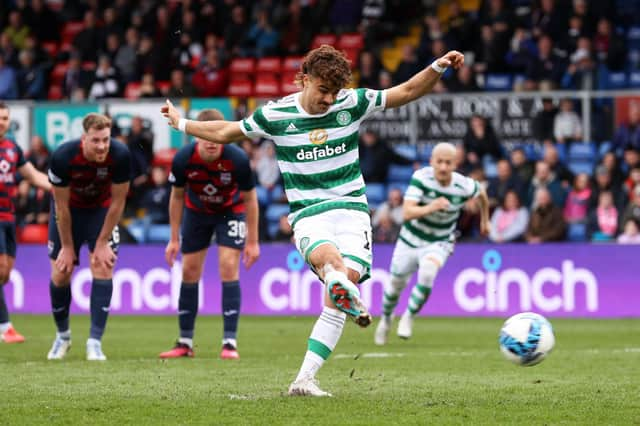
[227,220,246,239]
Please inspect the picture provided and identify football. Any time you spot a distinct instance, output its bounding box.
[499,312,555,366]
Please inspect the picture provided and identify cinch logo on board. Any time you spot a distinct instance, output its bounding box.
[69,261,204,312]
[259,250,386,311]
[453,250,598,313]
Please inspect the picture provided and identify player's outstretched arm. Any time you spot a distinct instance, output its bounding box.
[93,182,129,269]
[19,162,52,191]
[385,51,464,109]
[165,186,184,267]
[241,188,260,269]
[161,100,245,144]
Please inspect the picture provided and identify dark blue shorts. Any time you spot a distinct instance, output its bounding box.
[48,204,120,264]
[181,208,246,254]
[0,222,17,257]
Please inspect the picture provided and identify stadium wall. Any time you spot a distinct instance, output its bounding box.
[5,244,639,318]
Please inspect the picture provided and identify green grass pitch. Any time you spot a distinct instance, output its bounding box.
[1,315,639,425]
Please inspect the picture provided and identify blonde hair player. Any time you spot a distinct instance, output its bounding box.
[374,142,490,345]
[162,45,464,396]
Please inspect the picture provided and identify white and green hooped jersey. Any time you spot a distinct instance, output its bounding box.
[239,88,386,225]
[399,167,480,247]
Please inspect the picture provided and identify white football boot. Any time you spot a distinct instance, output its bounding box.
[397,311,414,339]
[288,376,332,397]
[374,315,393,346]
[86,338,107,361]
[47,336,71,360]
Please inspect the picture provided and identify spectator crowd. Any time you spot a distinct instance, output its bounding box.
[3,0,640,244]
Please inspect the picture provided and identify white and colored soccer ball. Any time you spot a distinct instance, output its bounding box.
[499,312,555,366]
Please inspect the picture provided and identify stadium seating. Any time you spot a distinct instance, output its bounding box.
[629,71,640,88]
[265,203,290,238]
[567,222,587,242]
[365,183,387,208]
[61,21,84,44]
[17,224,48,244]
[125,82,142,99]
[337,33,364,50]
[50,63,68,85]
[484,74,513,91]
[419,144,433,162]
[311,34,337,49]
[388,164,415,183]
[227,79,253,97]
[282,56,304,73]
[280,72,299,95]
[229,58,256,78]
[567,160,594,176]
[256,57,282,76]
[146,225,171,243]
[254,74,280,98]
[393,144,418,161]
[568,142,596,161]
[48,85,63,100]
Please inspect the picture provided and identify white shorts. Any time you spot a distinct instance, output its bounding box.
[293,209,372,282]
[390,238,454,277]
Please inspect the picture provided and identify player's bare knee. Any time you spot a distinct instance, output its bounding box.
[52,272,72,287]
[91,264,113,280]
[182,265,202,283]
[218,258,239,281]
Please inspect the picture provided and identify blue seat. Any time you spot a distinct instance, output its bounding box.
[607,71,628,89]
[568,160,594,176]
[627,25,640,50]
[266,203,290,222]
[554,143,567,163]
[419,144,433,161]
[147,225,171,243]
[629,71,640,88]
[568,142,596,161]
[567,223,587,242]
[523,144,543,161]
[256,185,270,205]
[393,144,417,161]
[388,164,415,183]
[126,222,146,243]
[365,183,387,207]
[268,221,281,239]
[485,73,513,91]
[598,141,613,160]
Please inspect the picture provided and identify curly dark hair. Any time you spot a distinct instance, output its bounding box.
[295,44,352,89]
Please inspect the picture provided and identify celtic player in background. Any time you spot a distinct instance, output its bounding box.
[162,45,464,396]
[374,143,490,346]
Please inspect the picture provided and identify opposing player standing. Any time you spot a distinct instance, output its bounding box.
[159,109,260,360]
[0,102,51,343]
[46,114,131,361]
[374,143,490,345]
[162,45,464,396]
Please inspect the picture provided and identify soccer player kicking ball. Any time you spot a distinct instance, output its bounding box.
[374,142,490,345]
[0,102,52,344]
[162,45,464,396]
[46,114,131,361]
[159,109,260,360]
